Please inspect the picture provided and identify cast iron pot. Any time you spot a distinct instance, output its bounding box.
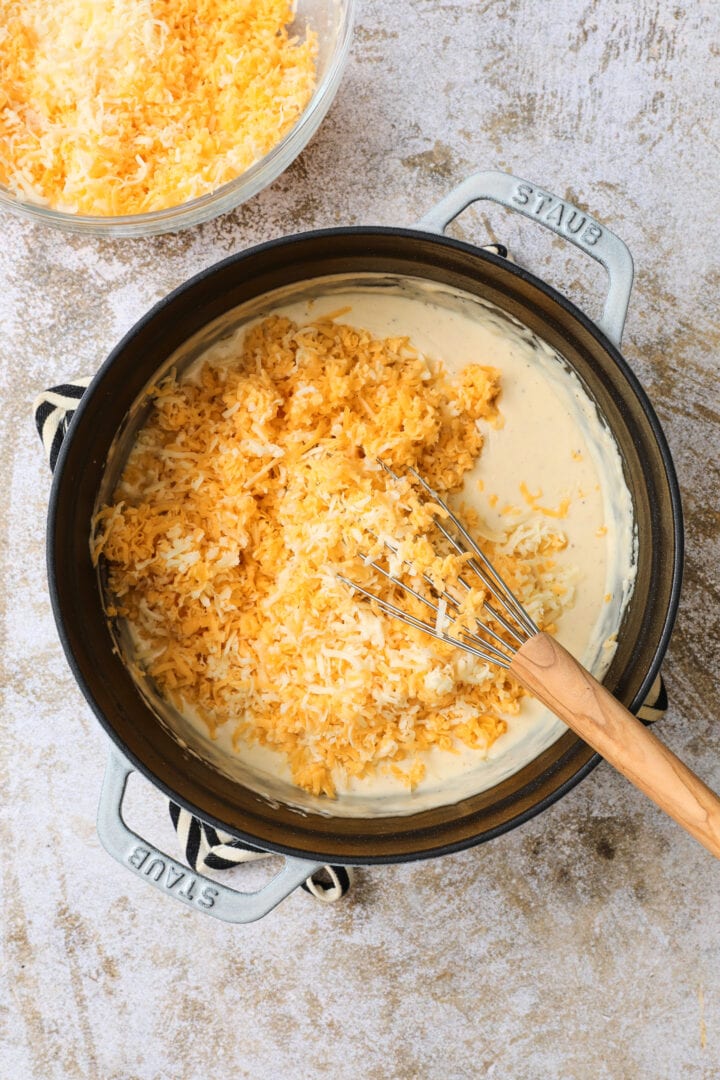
[48,171,683,921]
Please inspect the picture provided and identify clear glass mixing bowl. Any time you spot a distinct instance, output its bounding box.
[0,0,355,238]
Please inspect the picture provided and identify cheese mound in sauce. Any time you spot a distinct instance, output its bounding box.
[0,0,317,215]
[91,314,578,799]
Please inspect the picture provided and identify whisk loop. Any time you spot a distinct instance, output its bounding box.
[337,458,538,667]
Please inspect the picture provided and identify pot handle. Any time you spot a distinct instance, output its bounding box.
[96,748,323,923]
[417,170,634,347]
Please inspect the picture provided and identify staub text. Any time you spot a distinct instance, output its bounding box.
[127,845,219,908]
[511,183,603,247]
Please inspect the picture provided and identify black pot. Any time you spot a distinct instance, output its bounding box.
[48,172,683,915]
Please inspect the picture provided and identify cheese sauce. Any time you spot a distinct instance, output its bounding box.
[132,275,636,817]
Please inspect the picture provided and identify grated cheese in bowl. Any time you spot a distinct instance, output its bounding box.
[0,0,318,216]
[91,315,574,799]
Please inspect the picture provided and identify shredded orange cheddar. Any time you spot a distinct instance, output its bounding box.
[0,0,317,214]
[536,497,571,519]
[518,481,571,520]
[91,316,574,798]
[520,481,542,505]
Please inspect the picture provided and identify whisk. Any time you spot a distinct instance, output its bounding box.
[340,460,720,860]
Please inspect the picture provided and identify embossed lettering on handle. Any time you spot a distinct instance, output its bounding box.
[125,845,220,908]
[418,170,634,346]
[510,181,603,248]
[96,748,323,923]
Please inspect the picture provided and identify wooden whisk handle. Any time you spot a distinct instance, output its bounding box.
[511,632,720,860]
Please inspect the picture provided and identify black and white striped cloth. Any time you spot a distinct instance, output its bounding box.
[35,381,353,904]
[34,366,667,900]
[35,378,93,471]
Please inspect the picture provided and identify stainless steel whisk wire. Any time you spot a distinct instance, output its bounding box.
[338,459,538,668]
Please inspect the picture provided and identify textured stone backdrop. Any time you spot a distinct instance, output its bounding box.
[1,2,719,1077]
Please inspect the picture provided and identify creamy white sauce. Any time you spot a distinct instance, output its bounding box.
[121,274,636,817]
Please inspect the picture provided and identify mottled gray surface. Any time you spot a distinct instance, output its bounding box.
[2,1,720,1077]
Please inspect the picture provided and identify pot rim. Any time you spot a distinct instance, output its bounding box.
[47,225,684,864]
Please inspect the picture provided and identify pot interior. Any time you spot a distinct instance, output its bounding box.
[49,229,682,863]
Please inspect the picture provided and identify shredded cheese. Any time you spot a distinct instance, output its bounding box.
[0,0,317,214]
[91,316,574,798]
[519,481,571,519]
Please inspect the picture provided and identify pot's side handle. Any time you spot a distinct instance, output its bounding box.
[417,170,634,347]
[97,748,323,923]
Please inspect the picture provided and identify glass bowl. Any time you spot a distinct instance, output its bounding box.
[0,0,355,238]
